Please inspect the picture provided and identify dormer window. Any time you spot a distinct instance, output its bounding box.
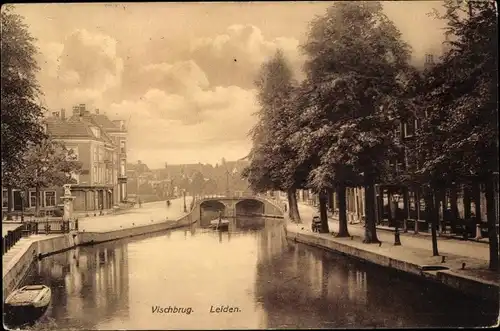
[91,127,100,138]
[403,120,417,138]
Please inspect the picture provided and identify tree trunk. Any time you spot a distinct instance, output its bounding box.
[363,177,380,243]
[403,187,410,221]
[35,186,41,217]
[450,184,459,225]
[429,188,440,256]
[287,188,301,223]
[7,186,13,220]
[336,185,350,237]
[318,190,329,233]
[473,182,482,222]
[485,179,499,271]
[327,188,334,211]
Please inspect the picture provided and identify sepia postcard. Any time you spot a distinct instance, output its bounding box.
[1,1,499,330]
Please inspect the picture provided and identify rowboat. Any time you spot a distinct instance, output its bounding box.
[209,218,230,231]
[4,285,51,326]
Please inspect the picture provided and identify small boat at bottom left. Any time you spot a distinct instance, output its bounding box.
[4,284,52,327]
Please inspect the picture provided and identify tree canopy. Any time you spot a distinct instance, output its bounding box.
[1,5,46,185]
[415,0,498,184]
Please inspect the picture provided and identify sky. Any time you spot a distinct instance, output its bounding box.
[12,1,447,168]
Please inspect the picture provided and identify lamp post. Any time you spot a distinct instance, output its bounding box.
[20,191,25,222]
[183,189,187,213]
[225,169,230,197]
[391,190,402,246]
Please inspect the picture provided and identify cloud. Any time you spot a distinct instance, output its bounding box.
[36,29,124,110]
[189,24,303,88]
[108,84,258,158]
[121,60,210,98]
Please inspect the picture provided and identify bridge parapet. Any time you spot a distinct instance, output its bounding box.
[193,194,284,218]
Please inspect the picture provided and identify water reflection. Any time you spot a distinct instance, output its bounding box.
[19,218,497,330]
[255,237,497,328]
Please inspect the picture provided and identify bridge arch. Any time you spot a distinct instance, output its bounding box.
[199,200,226,227]
[235,199,265,216]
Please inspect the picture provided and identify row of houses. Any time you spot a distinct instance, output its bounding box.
[2,104,129,216]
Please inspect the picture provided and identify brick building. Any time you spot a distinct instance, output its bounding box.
[1,104,129,215]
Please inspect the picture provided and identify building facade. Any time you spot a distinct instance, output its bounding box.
[38,104,128,213]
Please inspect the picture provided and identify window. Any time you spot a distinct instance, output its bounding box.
[93,165,98,184]
[100,166,104,184]
[403,120,416,138]
[2,190,8,208]
[425,54,434,64]
[29,191,38,208]
[120,160,126,176]
[99,147,104,163]
[93,146,98,164]
[394,122,402,139]
[44,191,56,207]
[120,140,126,154]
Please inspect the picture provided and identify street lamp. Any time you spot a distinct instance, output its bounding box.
[183,189,187,212]
[225,169,230,197]
[391,191,402,246]
[20,191,25,222]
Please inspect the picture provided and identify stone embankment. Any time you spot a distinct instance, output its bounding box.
[3,206,197,297]
[285,225,499,302]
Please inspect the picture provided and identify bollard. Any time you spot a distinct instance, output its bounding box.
[474,224,482,240]
[414,219,419,234]
[403,219,408,233]
[394,226,402,246]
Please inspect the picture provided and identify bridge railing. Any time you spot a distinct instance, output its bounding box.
[194,193,286,216]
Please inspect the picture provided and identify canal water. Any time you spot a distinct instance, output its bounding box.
[19,218,498,329]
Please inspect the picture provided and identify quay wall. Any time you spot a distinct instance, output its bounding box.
[3,208,201,298]
[3,234,78,297]
[286,228,499,302]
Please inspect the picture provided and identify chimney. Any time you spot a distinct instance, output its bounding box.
[52,111,60,118]
[79,104,86,116]
[60,108,66,120]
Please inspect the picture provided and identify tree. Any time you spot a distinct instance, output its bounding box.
[243,49,304,222]
[290,78,364,235]
[301,1,413,242]
[1,5,46,215]
[18,137,82,216]
[190,171,205,197]
[415,0,498,268]
[1,8,46,176]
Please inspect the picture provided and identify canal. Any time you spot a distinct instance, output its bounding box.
[20,218,497,329]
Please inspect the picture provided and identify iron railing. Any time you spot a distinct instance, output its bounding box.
[2,219,79,256]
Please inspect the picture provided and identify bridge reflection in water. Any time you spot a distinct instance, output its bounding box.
[20,218,497,330]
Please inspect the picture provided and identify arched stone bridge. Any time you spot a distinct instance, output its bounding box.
[191,195,284,225]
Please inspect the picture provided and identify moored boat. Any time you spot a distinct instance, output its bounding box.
[209,218,230,231]
[4,285,51,327]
